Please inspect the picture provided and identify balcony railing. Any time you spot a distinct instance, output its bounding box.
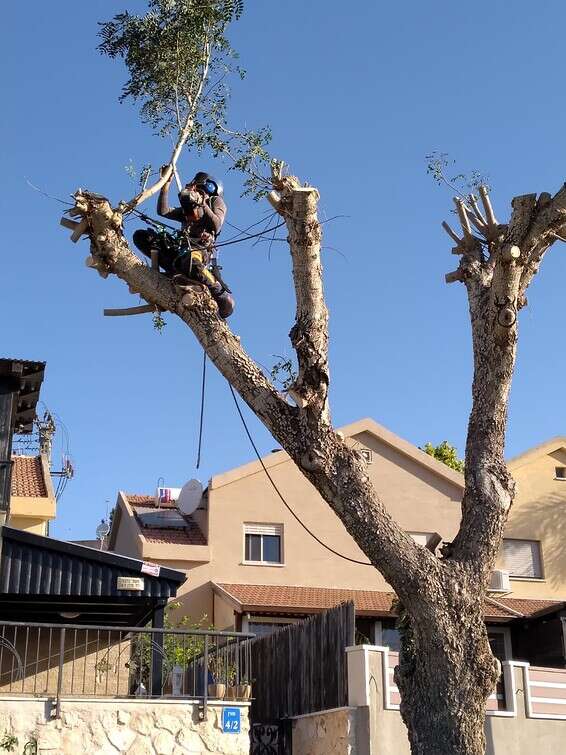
[0,621,254,718]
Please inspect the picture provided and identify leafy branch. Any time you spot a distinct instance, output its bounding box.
[98,0,274,208]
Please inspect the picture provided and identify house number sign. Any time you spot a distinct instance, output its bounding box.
[117,576,145,590]
[222,707,241,734]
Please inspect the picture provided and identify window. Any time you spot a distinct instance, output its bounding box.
[409,532,432,547]
[487,627,512,662]
[500,539,543,579]
[408,532,441,550]
[359,448,373,464]
[555,467,566,480]
[244,524,283,564]
[382,626,401,652]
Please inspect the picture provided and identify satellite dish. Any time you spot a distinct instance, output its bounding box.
[96,519,110,539]
[95,519,111,549]
[176,479,204,516]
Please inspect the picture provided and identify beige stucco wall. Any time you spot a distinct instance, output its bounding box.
[7,515,48,535]
[503,445,566,599]
[0,697,250,755]
[112,500,144,560]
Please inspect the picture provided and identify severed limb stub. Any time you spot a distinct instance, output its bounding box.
[442,196,484,283]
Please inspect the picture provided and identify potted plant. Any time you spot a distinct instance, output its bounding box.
[236,677,252,701]
[207,653,226,699]
[225,664,238,700]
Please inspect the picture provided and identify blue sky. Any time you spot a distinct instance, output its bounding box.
[2,1,565,540]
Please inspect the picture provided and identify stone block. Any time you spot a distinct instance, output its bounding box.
[118,708,132,726]
[127,734,154,755]
[107,726,137,751]
[154,728,176,754]
[176,727,205,751]
[37,726,62,751]
[131,712,154,736]
[156,713,182,736]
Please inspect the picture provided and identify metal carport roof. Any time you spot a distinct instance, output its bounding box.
[0,526,186,626]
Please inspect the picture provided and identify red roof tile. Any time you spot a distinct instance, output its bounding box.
[485,597,562,619]
[215,584,396,615]
[215,584,563,621]
[10,456,48,497]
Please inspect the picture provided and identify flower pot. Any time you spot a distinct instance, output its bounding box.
[226,685,237,700]
[208,683,226,699]
[236,683,252,700]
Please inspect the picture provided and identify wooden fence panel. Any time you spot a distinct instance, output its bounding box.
[250,601,355,722]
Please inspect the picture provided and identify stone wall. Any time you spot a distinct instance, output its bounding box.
[291,707,358,755]
[0,697,250,755]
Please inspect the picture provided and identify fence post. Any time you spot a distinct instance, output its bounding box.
[201,634,209,721]
[151,602,165,696]
[55,627,66,719]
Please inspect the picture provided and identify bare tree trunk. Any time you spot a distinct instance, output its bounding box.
[396,582,497,754]
[61,174,566,755]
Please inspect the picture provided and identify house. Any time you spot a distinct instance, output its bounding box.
[8,455,56,535]
[108,417,566,666]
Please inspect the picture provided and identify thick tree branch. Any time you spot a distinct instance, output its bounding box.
[443,183,566,576]
[270,172,329,421]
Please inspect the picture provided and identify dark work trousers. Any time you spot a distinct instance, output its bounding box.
[132,228,234,318]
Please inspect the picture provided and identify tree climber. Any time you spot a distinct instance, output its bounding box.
[132,166,235,318]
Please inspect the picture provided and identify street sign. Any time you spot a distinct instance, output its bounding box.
[222,707,241,734]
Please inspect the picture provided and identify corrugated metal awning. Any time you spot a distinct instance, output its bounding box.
[0,526,186,626]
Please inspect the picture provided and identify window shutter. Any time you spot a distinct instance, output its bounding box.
[501,540,542,578]
[244,523,283,537]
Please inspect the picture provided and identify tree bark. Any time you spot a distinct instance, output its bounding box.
[396,597,496,755]
[62,176,566,755]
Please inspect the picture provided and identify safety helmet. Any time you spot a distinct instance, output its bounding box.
[189,172,223,197]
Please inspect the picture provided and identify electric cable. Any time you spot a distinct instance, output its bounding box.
[196,350,207,469]
[131,208,285,247]
[227,382,372,566]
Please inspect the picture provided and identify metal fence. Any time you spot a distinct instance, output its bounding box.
[0,621,253,717]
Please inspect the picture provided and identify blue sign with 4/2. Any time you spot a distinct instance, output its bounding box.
[222,706,241,734]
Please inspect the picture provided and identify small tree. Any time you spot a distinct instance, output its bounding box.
[423,441,464,473]
[60,2,566,753]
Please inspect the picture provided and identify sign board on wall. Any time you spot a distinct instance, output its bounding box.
[116,576,145,591]
[222,707,241,734]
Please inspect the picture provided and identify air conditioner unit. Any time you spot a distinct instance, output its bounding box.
[489,569,511,594]
[155,487,182,505]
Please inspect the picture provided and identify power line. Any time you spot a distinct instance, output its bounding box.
[227,383,372,566]
[196,351,207,469]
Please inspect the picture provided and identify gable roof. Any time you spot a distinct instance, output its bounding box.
[211,417,465,491]
[508,437,566,470]
[213,582,562,622]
